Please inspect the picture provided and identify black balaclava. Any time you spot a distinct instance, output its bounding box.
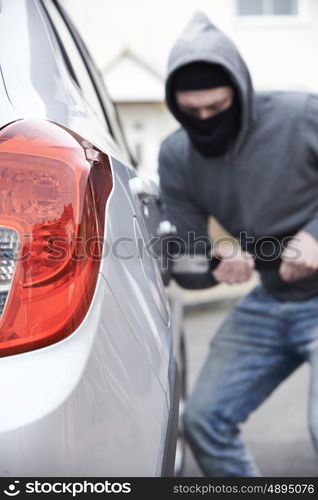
[169,62,241,157]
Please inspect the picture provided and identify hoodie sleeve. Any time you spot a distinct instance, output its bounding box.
[158,139,218,289]
[301,94,318,240]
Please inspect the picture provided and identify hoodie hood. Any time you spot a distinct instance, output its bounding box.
[165,12,256,154]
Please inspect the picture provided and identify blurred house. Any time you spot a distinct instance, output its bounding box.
[63,0,318,175]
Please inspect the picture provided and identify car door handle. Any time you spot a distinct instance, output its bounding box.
[129,176,159,204]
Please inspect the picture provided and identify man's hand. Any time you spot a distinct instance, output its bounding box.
[279,230,318,282]
[212,243,255,284]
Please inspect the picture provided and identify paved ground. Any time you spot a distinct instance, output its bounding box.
[182,299,318,477]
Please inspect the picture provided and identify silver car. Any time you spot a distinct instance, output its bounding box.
[0,0,182,477]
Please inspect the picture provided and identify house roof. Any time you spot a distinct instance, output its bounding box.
[102,49,164,103]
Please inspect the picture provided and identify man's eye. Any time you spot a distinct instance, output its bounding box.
[209,105,220,112]
[183,108,197,116]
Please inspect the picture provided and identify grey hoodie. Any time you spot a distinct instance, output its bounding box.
[158,12,318,301]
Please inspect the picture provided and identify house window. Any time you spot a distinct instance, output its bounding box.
[237,0,298,16]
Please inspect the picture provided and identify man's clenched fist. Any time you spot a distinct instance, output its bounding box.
[279,230,318,282]
[212,242,255,285]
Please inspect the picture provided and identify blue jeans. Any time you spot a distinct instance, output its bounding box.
[183,284,318,477]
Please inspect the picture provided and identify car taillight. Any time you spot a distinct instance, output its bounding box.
[0,119,113,357]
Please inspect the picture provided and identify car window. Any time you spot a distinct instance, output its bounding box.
[42,0,109,131]
[42,0,135,166]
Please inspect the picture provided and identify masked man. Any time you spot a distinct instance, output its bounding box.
[158,12,318,476]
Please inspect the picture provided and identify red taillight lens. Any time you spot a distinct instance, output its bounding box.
[0,120,113,356]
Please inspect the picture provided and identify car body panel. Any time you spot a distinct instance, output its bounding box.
[99,156,171,390]
[0,275,168,476]
[0,0,177,476]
